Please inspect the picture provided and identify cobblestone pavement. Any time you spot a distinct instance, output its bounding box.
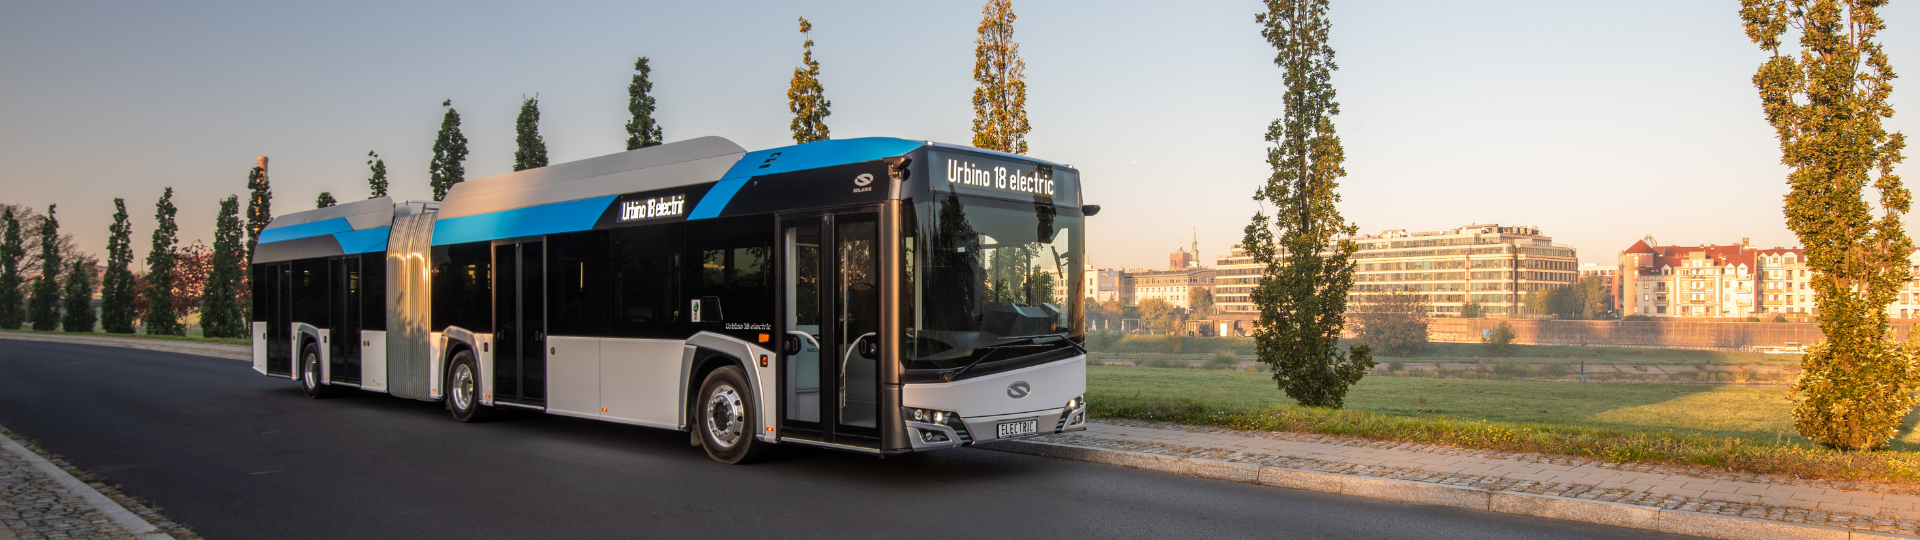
[0,427,198,540]
[1033,420,1920,537]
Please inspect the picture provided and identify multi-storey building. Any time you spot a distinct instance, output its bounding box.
[1127,268,1214,310]
[1093,268,1125,303]
[1348,224,1579,317]
[1213,245,1260,317]
[1579,264,1621,312]
[1618,237,1804,319]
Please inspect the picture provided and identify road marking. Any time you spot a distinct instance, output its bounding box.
[0,431,174,540]
[249,470,282,475]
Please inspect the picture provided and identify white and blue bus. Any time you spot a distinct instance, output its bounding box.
[249,136,1093,462]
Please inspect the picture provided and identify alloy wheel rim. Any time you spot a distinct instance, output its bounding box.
[453,364,474,410]
[706,385,745,447]
[303,355,317,389]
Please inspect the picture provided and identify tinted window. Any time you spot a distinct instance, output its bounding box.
[251,265,267,322]
[432,243,492,332]
[688,215,774,328]
[361,252,386,331]
[549,230,610,337]
[291,258,328,324]
[611,223,684,338]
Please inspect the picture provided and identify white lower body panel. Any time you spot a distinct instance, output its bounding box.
[361,330,388,393]
[251,322,267,375]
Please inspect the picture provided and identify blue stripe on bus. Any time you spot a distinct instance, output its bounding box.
[333,226,391,254]
[687,137,924,220]
[430,196,616,246]
[258,217,353,244]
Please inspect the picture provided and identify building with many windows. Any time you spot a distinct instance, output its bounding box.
[1618,237,1813,319]
[1127,268,1214,310]
[1580,264,1621,312]
[1213,245,1260,317]
[1348,224,1579,317]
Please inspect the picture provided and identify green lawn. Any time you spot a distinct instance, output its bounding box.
[1089,366,1920,483]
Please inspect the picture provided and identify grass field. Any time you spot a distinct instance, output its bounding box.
[1088,366,1920,483]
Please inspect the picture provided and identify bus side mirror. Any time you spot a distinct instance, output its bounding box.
[1083,205,1101,216]
[858,338,879,359]
[783,334,802,355]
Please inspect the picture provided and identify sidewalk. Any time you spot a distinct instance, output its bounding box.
[989,420,1919,539]
[0,427,192,540]
[0,333,247,361]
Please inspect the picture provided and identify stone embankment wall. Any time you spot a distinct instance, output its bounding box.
[1426,319,1915,350]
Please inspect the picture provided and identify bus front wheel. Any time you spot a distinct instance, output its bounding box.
[299,343,332,399]
[448,351,493,423]
[697,366,768,464]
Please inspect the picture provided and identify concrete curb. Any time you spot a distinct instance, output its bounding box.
[981,439,1888,540]
[0,332,249,361]
[0,432,175,540]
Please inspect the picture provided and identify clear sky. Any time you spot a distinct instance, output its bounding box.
[4,1,1919,270]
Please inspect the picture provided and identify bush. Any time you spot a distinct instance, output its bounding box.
[1387,360,1404,372]
[1773,314,1790,323]
[1350,289,1430,356]
[1542,362,1571,377]
[1746,316,1762,322]
[1481,321,1517,357]
[1623,314,1652,321]
[1203,351,1238,370]
[1793,340,1920,450]
[1492,362,1532,377]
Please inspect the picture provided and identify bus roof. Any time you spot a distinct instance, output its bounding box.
[252,196,396,264]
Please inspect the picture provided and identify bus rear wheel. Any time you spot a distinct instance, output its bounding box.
[299,343,332,399]
[448,351,493,423]
[697,365,768,464]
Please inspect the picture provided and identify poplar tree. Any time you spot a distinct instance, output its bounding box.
[145,188,183,335]
[514,96,549,171]
[1244,0,1372,409]
[429,100,469,201]
[625,57,664,150]
[200,196,245,338]
[788,17,832,144]
[1743,0,1918,450]
[101,198,136,334]
[28,205,60,331]
[316,192,337,208]
[61,256,95,333]
[971,0,1031,154]
[245,164,271,262]
[0,208,21,329]
[367,151,388,198]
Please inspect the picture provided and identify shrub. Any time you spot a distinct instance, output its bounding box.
[1746,316,1762,322]
[1203,351,1238,370]
[1493,362,1531,377]
[1350,288,1430,356]
[1773,314,1789,323]
[1623,314,1652,321]
[1541,362,1571,377]
[1481,322,1517,357]
[1387,360,1404,372]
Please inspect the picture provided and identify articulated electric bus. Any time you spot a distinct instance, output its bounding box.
[249,136,1092,462]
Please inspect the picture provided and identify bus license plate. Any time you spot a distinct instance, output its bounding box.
[996,419,1039,439]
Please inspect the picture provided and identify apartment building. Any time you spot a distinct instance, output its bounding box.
[1348,224,1579,317]
[1213,245,1260,317]
[1618,237,1803,319]
[1128,268,1215,310]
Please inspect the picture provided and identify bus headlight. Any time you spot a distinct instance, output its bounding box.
[1063,396,1087,428]
[907,407,955,425]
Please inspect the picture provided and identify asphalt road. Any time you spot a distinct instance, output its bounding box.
[0,340,1704,540]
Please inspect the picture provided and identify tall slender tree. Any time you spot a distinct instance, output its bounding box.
[1244,0,1372,409]
[1742,0,1918,450]
[201,196,246,338]
[245,160,271,262]
[61,256,95,333]
[0,208,21,329]
[316,192,337,208]
[625,57,664,150]
[366,151,388,198]
[28,205,61,331]
[514,96,550,171]
[429,100,469,201]
[788,17,832,144]
[971,0,1031,154]
[145,188,183,335]
[101,199,136,333]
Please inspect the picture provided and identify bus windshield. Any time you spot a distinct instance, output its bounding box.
[908,193,1084,371]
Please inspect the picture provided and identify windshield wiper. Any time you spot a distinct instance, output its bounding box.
[940,333,1083,382]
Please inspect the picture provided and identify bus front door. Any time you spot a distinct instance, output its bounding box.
[264,263,293,376]
[493,240,546,407]
[779,212,880,446]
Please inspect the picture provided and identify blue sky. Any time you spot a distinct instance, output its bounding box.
[4,1,1918,269]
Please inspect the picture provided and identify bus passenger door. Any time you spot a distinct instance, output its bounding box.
[264,263,293,376]
[780,212,880,446]
[780,220,824,434]
[830,213,881,442]
[328,256,362,384]
[493,240,547,407]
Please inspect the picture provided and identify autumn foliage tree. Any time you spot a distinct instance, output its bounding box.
[1350,288,1429,357]
[971,0,1030,154]
[788,17,832,144]
[1244,0,1373,408]
[1742,0,1919,450]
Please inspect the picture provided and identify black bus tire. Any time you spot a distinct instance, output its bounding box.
[697,365,769,464]
[448,351,493,423]
[299,343,331,399]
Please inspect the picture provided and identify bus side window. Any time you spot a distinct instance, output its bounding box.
[432,243,492,332]
[611,222,684,339]
[549,229,610,337]
[688,215,774,329]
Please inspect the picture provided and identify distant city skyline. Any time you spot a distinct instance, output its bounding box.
[5,1,1918,270]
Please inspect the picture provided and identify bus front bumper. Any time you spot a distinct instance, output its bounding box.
[899,355,1089,451]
